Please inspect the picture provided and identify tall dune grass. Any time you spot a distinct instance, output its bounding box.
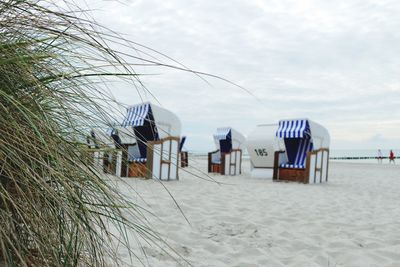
[0,0,165,265]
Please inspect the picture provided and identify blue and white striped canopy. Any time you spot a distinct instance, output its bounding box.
[122,103,150,127]
[276,119,311,138]
[213,127,231,140]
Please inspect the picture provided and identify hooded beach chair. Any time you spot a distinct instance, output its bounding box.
[208,127,245,175]
[273,119,330,183]
[120,102,182,180]
[179,136,188,168]
[245,124,278,178]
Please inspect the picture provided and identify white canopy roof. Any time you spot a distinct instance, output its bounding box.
[213,127,245,150]
[122,102,181,139]
[213,127,231,140]
[275,118,330,149]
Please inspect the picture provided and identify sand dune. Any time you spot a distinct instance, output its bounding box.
[113,159,400,266]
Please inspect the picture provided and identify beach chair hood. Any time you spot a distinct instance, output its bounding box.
[213,127,245,152]
[275,118,330,149]
[122,102,181,138]
[121,102,181,160]
[275,118,330,169]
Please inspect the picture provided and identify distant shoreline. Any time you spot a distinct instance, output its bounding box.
[188,151,399,162]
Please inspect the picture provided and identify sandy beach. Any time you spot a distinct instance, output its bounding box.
[114,159,400,267]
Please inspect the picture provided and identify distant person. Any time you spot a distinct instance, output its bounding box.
[389,150,395,164]
[377,149,383,164]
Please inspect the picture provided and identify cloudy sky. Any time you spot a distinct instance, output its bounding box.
[82,0,400,152]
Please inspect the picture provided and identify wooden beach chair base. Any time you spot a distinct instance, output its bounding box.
[277,168,306,183]
[128,162,147,177]
[273,149,330,184]
[180,151,188,168]
[119,137,180,180]
[210,163,222,173]
[208,149,242,175]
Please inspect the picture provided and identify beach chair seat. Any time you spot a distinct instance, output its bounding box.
[280,137,313,170]
[211,151,221,164]
[130,158,147,163]
[280,163,305,169]
[208,150,222,173]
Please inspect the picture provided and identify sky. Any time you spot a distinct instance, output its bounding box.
[79,0,400,152]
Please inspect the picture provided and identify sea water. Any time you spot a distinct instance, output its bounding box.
[330,149,399,164]
[191,149,400,164]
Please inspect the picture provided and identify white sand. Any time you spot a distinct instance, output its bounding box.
[113,158,400,267]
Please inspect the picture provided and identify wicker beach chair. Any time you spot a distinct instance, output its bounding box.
[208,127,245,176]
[273,119,330,184]
[119,102,181,181]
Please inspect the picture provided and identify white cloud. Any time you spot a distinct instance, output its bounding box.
[79,0,400,151]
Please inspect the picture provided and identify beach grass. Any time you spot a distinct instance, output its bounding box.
[0,0,166,265]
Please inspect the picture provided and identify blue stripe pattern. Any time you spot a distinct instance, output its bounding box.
[276,119,311,138]
[280,163,306,169]
[280,138,313,169]
[121,104,150,127]
[213,127,231,140]
[130,158,147,163]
